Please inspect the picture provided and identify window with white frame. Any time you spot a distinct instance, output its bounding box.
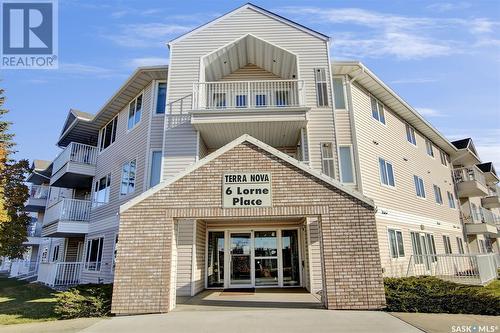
[93,174,111,206]
[120,159,136,195]
[414,175,426,198]
[85,237,103,271]
[471,203,479,222]
[447,191,456,208]
[388,229,405,258]
[156,83,167,114]
[443,235,452,254]
[433,184,443,204]
[99,116,118,152]
[405,123,417,145]
[52,245,60,262]
[370,96,385,124]
[149,151,162,188]
[128,94,143,130]
[379,158,395,187]
[314,68,328,107]
[479,239,486,253]
[320,142,335,178]
[440,150,448,166]
[425,140,434,157]
[339,145,355,183]
[456,237,464,254]
[332,77,346,109]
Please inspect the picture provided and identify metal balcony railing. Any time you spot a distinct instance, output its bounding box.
[43,198,91,225]
[193,80,305,110]
[453,166,486,186]
[38,262,83,287]
[52,142,98,175]
[28,184,50,200]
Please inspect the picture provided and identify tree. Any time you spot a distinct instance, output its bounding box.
[0,87,30,259]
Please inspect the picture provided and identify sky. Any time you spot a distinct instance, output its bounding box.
[2,0,500,168]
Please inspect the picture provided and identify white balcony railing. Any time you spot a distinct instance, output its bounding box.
[28,184,50,200]
[192,80,305,110]
[407,253,500,285]
[52,142,98,175]
[480,207,497,226]
[453,166,486,186]
[38,262,83,287]
[43,198,91,225]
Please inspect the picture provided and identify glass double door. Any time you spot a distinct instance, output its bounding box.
[207,229,301,288]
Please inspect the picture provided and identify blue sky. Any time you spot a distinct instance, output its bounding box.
[2,0,500,167]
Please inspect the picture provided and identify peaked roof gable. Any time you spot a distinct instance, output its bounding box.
[121,134,374,213]
[168,3,330,46]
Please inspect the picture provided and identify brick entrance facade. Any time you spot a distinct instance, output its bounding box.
[112,137,386,315]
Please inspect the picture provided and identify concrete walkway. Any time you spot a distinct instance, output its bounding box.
[391,312,500,333]
[0,318,102,333]
[78,309,423,333]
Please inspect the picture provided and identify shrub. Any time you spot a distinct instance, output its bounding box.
[54,284,113,319]
[384,276,500,315]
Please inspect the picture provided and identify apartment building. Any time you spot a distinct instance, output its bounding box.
[22,3,498,313]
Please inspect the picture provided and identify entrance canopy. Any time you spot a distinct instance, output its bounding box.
[201,34,298,82]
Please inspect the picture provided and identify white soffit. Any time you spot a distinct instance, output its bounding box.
[203,34,298,81]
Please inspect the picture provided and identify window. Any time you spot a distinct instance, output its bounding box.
[379,158,395,187]
[447,191,456,208]
[425,140,434,157]
[405,124,417,145]
[213,92,226,108]
[339,146,355,183]
[112,234,118,271]
[320,142,335,178]
[41,247,48,263]
[314,68,328,107]
[236,95,247,108]
[427,234,437,262]
[414,175,426,198]
[128,94,143,129]
[149,151,162,188]
[370,96,385,124]
[471,203,479,222]
[440,150,448,166]
[433,185,443,204]
[388,229,405,258]
[410,232,423,264]
[255,94,266,107]
[479,239,486,253]
[99,116,118,151]
[85,237,104,271]
[120,159,136,195]
[456,237,464,254]
[52,245,60,262]
[156,83,167,114]
[93,174,111,206]
[333,77,346,109]
[443,235,452,254]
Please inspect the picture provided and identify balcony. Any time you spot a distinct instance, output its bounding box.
[42,198,91,237]
[25,184,49,212]
[37,262,83,287]
[453,166,489,198]
[50,142,98,189]
[464,206,499,237]
[482,188,500,209]
[190,80,309,149]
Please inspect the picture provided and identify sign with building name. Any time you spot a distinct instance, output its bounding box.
[222,173,272,208]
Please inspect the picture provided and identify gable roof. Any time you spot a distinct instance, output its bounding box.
[333,61,457,156]
[477,162,496,175]
[168,3,330,46]
[451,138,471,150]
[121,134,374,213]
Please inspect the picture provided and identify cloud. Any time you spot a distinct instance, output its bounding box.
[128,57,169,68]
[277,6,499,60]
[426,2,471,12]
[445,128,500,168]
[101,23,193,48]
[415,107,447,117]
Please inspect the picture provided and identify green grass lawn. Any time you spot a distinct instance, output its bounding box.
[0,275,58,325]
[483,279,500,297]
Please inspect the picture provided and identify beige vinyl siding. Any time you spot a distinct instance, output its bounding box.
[163,116,198,179]
[150,115,165,149]
[306,217,323,294]
[350,81,460,223]
[220,64,281,81]
[198,134,208,159]
[80,228,117,284]
[175,219,195,296]
[91,83,154,223]
[165,7,337,178]
[193,220,206,295]
[334,111,353,145]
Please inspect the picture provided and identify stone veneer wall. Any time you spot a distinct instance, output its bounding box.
[112,142,386,314]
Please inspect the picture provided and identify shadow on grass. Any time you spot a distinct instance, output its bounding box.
[0,275,58,325]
